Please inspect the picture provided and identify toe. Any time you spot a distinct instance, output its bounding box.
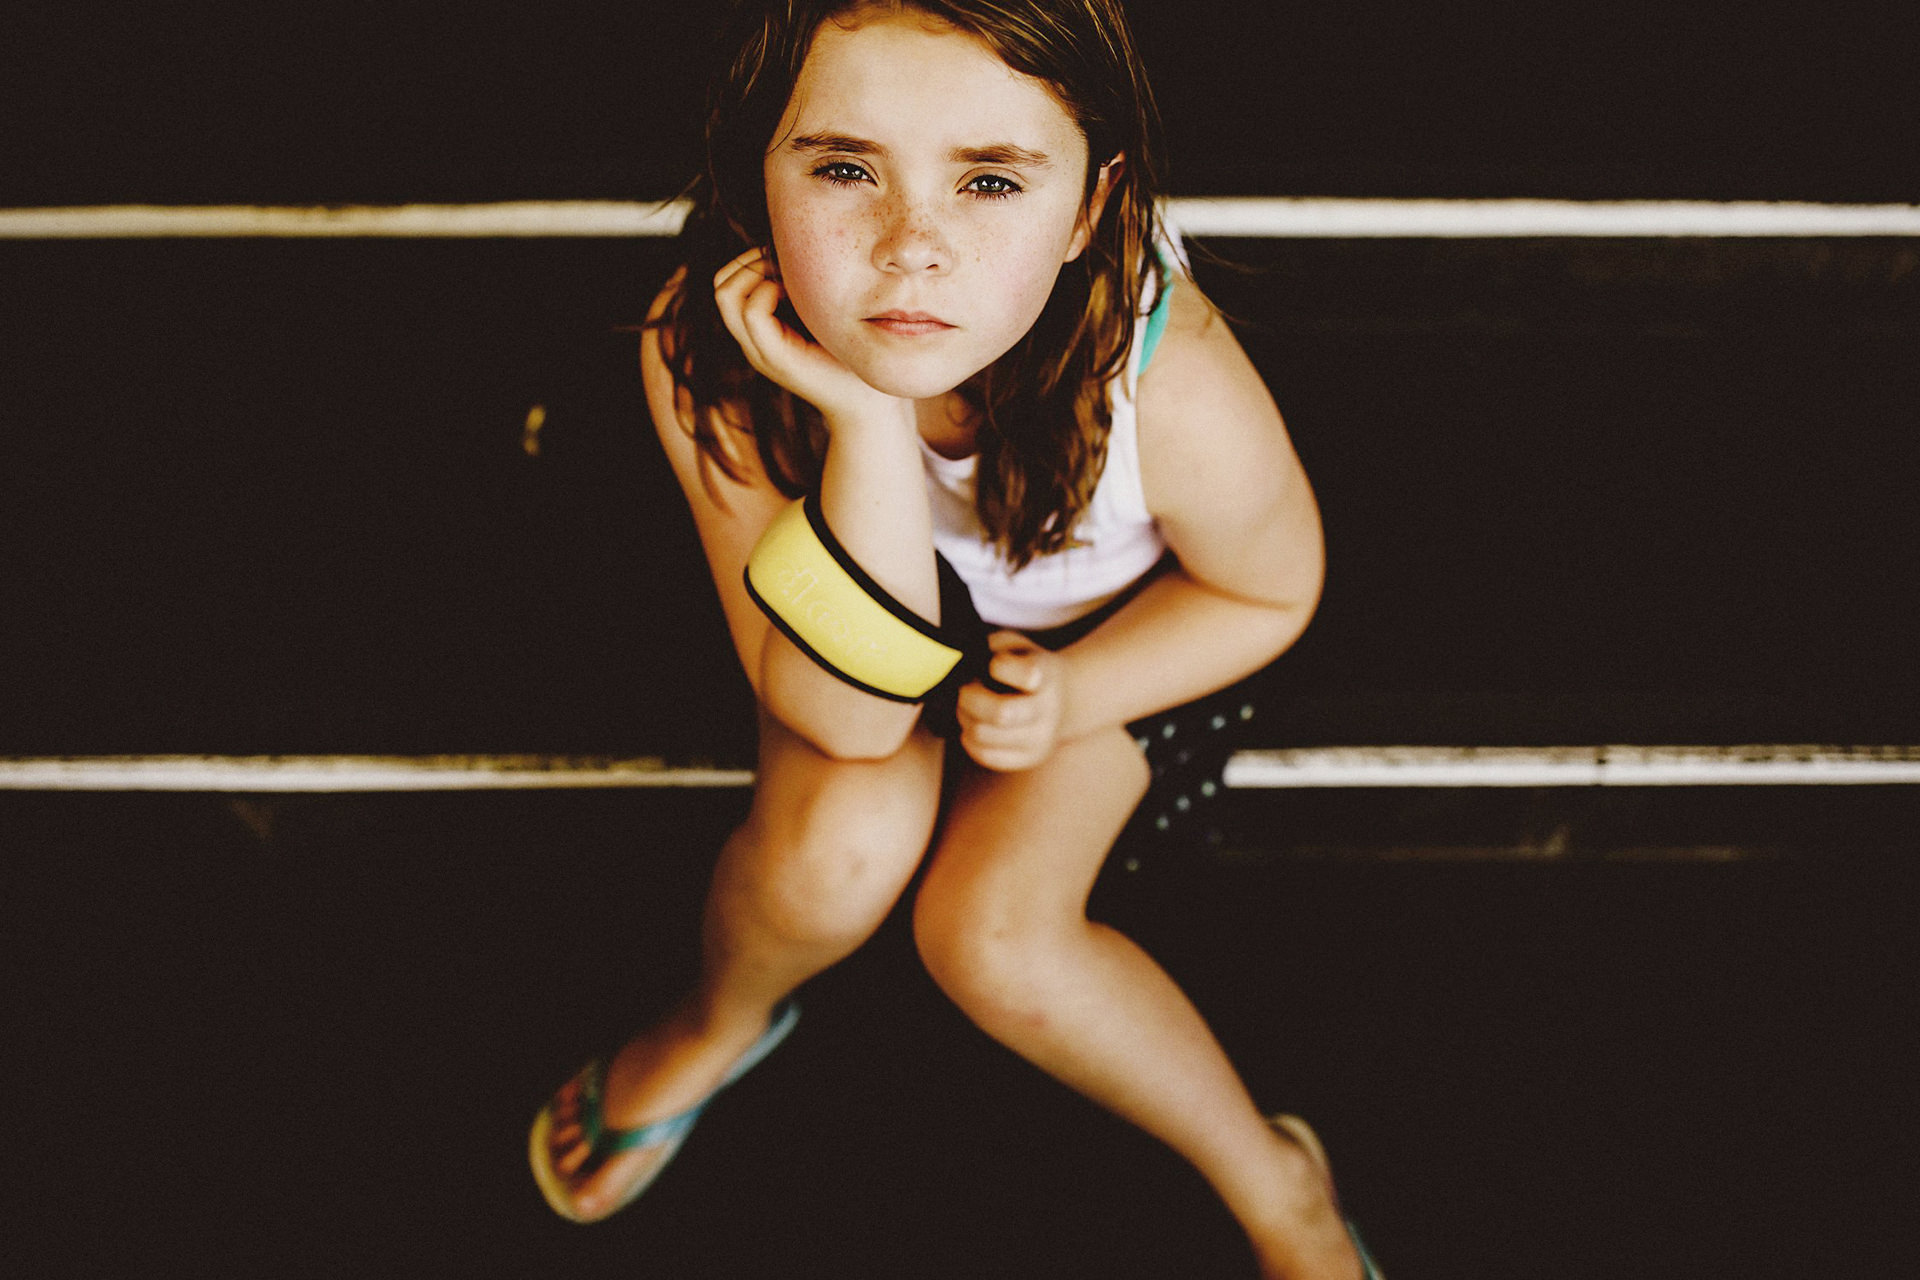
[569,1143,672,1220]
[551,1126,589,1178]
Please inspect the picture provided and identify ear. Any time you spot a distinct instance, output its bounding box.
[1065,153,1125,263]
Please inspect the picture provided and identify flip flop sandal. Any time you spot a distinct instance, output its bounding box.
[1270,1114,1387,1280]
[529,998,800,1223]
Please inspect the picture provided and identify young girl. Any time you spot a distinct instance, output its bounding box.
[530,3,1377,1275]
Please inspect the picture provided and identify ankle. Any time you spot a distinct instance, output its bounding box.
[676,987,786,1053]
[1233,1129,1357,1277]
[1243,1129,1332,1224]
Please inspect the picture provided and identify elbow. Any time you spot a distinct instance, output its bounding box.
[1293,564,1326,638]
[1280,582,1323,656]
[1281,543,1326,638]
[754,628,924,761]
[803,713,918,763]
[1254,562,1323,661]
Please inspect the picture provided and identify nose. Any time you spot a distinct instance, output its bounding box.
[871,194,949,275]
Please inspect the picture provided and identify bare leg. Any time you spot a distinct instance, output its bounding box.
[549,708,943,1217]
[913,727,1362,1279]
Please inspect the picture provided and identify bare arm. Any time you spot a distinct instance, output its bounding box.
[642,262,936,760]
[1059,279,1323,735]
[957,278,1323,766]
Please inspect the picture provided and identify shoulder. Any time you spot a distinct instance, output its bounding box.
[1134,276,1290,520]
[1132,275,1323,602]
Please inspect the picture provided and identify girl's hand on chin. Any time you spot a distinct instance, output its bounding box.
[714,246,910,433]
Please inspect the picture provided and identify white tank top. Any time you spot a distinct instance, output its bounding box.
[921,249,1181,629]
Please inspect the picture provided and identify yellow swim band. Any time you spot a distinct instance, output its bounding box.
[744,494,965,702]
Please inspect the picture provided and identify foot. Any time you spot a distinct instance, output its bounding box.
[535,998,794,1221]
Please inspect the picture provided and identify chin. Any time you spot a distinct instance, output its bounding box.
[864,370,968,401]
[842,353,978,403]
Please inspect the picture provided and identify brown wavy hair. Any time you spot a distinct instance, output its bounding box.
[653,0,1166,569]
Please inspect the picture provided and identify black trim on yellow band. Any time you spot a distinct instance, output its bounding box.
[743,569,932,704]
[798,493,951,645]
[743,494,968,703]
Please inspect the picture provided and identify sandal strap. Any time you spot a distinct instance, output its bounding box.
[568,999,801,1176]
[1348,1221,1386,1280]
[600,1103,705,1155]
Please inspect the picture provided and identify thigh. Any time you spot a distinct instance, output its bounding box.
[922,726,1151,922]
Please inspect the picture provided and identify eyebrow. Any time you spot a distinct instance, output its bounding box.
[787,133,1053,167]
[956,142,1053,167]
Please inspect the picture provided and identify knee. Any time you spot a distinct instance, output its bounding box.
[734,775,935,952]
[911,870,1064,1034]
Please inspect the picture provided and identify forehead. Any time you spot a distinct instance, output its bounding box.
[782,12,1085,153]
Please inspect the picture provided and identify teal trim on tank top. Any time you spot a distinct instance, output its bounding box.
[1138,261,1174,373]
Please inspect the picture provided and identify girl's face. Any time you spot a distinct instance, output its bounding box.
[763,9,1115,403]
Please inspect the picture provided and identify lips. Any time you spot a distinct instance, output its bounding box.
[865,310,955,336]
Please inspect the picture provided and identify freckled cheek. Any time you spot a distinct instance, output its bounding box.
[989,237,1072,330]
[769,209,859,335]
